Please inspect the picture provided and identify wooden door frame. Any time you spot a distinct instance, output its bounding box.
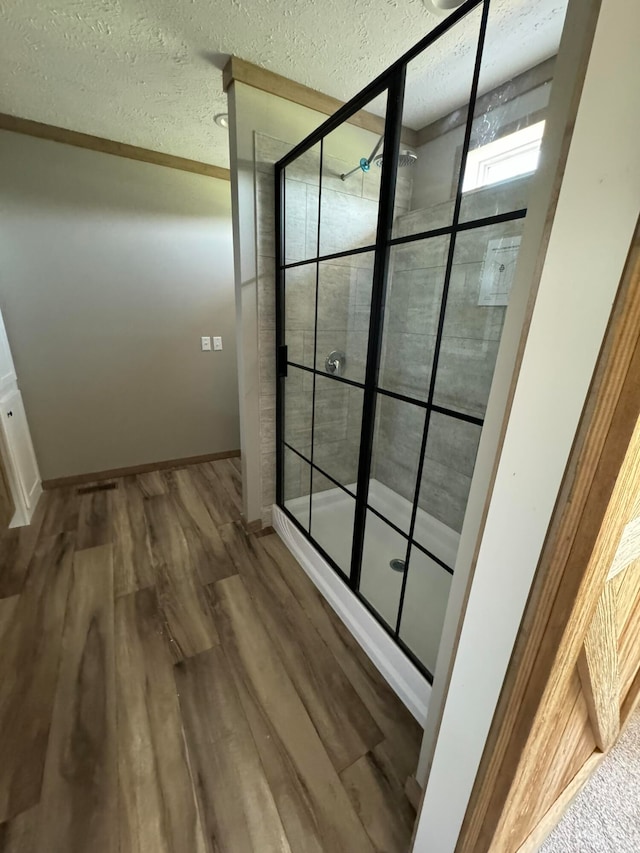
[457,224,640,851]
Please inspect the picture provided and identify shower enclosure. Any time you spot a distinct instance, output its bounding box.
[275,0,553,680]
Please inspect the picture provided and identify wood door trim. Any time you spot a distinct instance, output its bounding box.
[514,751,605,853]
[577,581,620,751]
[620,657,640,725]
[0,114,231,182]
[456,220,640,851]
[41,449,241,490]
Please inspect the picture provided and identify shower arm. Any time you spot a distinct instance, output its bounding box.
[340,134,384,181]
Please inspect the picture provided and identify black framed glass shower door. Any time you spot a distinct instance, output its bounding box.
[275,0,541,681]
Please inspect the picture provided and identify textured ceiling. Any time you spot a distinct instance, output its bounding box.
[0,0,567,169]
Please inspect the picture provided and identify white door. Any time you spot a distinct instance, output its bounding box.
[1,389,40,510]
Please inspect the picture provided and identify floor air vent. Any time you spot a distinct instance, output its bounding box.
[76,482,118,495]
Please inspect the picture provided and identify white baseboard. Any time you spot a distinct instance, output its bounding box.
[9,480,42,528]
[273,505,431,724]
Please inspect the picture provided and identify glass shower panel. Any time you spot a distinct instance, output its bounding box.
[284,264,316,368]
[312,374,363,492]
[284,144,321,263]
[315,253,374,385]
[398,546,452,675]
[378,235,450,402]
[318,93,388,258]
[369,394,426,533]
[310,469,356,578]
[415,411,482,551]
[276,0,552,683]
[390,4,483,239]
[433,219,524,418]
[283,366,313,459]
[360,510,407,631]
[283,446,311,531]
[458,4,558,222]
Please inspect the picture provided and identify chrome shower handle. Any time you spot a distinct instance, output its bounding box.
[325,350,346,377]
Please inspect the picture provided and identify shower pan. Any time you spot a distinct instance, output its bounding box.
[274,0,553,683]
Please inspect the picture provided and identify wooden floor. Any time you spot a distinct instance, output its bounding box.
[0,459,420,852]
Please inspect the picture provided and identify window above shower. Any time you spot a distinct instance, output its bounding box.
[462,120,546,193]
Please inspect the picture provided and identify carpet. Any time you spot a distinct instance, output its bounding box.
[540,709,640,851]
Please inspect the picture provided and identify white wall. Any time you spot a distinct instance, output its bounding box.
[412,0,640,848]
[0,131,239,480]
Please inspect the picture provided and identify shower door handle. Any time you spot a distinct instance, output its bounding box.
[325,350,346,377]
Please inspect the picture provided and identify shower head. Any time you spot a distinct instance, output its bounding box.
[340,141,418,181]
[373,148,418,169]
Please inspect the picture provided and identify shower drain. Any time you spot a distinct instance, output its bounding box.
[389,558,406,573]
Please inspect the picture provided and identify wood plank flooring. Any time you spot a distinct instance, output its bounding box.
[0,460,420,852]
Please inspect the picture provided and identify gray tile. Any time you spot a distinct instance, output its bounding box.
[319,188,379,256]
[425,413,481,480]
[283,178,310,262]
[374,452,419,508]
[460,173,532,223]
[443,264,506,342]
[313,439,359,490]
[384,266,445,336]
[452,218,524,265]
[342,332,368,385]
[257,255,276,331]
[260,395,276,456]
[259,329,276,387]
[354,267,373,309]
[313,376,351,444]
[284,263,316,336]
[256,170,276,258]
[255,133,293,172]
[433,336,500,418]
[311,467,339,496]
[374,396,425,467]
[262,450,276,510]
[379,332,436,402]
[305,186,320,259]
[283,447,311,503]
[346,387,365,440]
[284,330,305,366]
[360,165,382,203]
[417,457,471,534]
[393,200,454,239]
[284,368,313,453]
[317,264,356,332]
[286,145,322,185]
[392,234,450,273]
[395,172,414,212]
[322,152,365,197]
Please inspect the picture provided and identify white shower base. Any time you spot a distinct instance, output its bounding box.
[274,479,460,722]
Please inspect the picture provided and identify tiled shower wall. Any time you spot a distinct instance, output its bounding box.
[371,78,549,532]
[255,131,411,525]
[374,179,528,532]
[257,129,531,532]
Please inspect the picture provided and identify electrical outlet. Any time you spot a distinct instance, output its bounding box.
[201,336,212,351]
[213,336,223,351]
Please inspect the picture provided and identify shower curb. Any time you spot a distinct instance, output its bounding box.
[272,505,431,724]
